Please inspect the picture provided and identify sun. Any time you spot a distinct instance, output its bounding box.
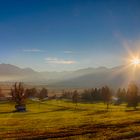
[131,58,140,65]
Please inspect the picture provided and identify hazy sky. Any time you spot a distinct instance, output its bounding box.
[0,0,140,71]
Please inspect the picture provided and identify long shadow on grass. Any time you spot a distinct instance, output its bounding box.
[87,110,109,116]
[53,107,87,112]
[125,108,140,112]
[23,107,87,116]
[0,111,13,114]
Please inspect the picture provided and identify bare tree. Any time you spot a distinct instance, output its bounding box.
[11,82,27,112]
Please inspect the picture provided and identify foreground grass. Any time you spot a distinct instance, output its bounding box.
[0,100,140,139]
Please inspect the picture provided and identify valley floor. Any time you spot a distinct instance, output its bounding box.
[0,100,140,139]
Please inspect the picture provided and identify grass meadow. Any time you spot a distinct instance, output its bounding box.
[0,100,140,139]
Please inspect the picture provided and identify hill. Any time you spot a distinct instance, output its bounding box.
[0,63,139,88]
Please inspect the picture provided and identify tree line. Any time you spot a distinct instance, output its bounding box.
[61,86,112,109]
[0,82,139,112]
[61,82,140,110]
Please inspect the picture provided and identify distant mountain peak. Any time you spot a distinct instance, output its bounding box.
[0,63,36,76]
[0,63,137,89]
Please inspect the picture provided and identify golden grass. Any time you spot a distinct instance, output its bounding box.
[0,100,140,139]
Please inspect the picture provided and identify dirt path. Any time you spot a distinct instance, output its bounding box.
[1,120,140,140]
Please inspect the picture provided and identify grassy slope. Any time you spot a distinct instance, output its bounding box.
[0,100,140,139]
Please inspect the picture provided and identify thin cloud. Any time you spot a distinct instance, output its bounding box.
[45,57,76,64]
[23,49,43,52]
[64,51,73,54]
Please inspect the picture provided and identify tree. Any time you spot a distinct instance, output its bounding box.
[61,90,72,100]
[80,88,103,103]
[126,82,138,109]
[72,90,79,106]
[38,88,48,101]
[92,88,103,102]
[81,89,93,102]
[116,88,126,104]
[101,86,112,109]
[11,82,27,112]
[25,88,38,98]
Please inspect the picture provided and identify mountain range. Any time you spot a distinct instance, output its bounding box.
[0,63,139,89]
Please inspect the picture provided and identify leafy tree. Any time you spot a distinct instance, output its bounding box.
[92,88,103,102]
[61,90,72,100]
[80,88,103,102]
[126,82,138,109]
[11,82,27,112]
[72,90,79,106]
[101,86,112,109]
[25,88,38,98]
[38,88,48,101]
[81,89,94,102]
[116,88,126,104]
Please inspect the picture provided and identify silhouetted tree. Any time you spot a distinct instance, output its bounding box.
[38,88,48,101]
[81,89,94,102]
[80,88,103,102]
[25,88,38,98]
[11,82,27,112]
[93,88,103,102]
[126,82,138,109]
[72,90,79,106]
[101,86,112,109]
[61,90,72,100]
[116,88,126,104]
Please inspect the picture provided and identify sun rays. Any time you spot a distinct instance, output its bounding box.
[109,47,140,88]
[131,58,140,65]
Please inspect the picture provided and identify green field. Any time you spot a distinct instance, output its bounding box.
[0,100,140,139]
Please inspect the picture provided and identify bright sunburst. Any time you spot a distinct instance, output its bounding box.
[131,58,140,65]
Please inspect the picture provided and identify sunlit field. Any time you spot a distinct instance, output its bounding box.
[1,100,140,139]
[1,0,140,139]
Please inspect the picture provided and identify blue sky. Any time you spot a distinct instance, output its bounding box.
[0,0,140,71]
